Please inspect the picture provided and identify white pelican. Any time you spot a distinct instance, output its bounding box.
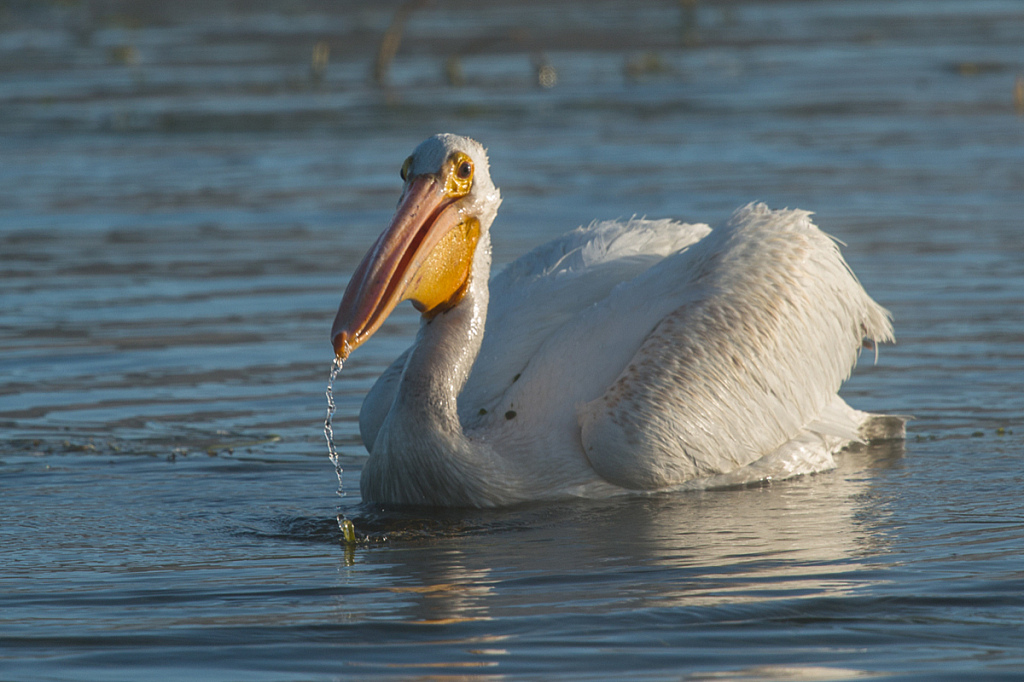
[331,133,903,507]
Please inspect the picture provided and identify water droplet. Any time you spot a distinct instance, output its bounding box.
[324,356,345,494]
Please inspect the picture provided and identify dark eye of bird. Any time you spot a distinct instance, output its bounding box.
[457,161,473,179]
[400,158,411,181]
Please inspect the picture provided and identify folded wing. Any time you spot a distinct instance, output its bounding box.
[578,203,895,489]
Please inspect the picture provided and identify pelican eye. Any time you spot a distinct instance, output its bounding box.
[400,156,412,181]
[444,152,475,196]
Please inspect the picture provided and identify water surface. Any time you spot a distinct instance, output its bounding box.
[3,1,1024,680]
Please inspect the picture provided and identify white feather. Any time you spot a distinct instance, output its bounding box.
[352,135,903,507]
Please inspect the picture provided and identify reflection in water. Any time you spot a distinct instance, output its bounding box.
[339,439,905,627]
[685,666,876,681]
[384,552,495,625]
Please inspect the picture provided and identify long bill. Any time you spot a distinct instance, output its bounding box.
[331,174,480,360]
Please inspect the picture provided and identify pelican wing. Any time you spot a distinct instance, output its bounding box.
[457,217,711,426]
[576,203,894,489]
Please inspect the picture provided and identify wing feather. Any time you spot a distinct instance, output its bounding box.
[457,218,710,426]
[577,203,894,490]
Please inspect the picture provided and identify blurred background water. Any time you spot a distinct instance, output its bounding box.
[2,1,1024,680]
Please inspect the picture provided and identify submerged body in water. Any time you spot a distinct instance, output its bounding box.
[330,134,904,507]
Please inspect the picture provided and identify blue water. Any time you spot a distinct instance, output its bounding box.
[3,1,1024,679]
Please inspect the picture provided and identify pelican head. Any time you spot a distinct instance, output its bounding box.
[331,134,501,359]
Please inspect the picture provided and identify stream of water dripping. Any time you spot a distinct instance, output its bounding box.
[324,356,344,494]
[325,356,358,544]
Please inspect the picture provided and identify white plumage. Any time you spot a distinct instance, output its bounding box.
[332,134,903,507]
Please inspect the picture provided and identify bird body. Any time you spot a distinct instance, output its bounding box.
[332,134,902,507]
